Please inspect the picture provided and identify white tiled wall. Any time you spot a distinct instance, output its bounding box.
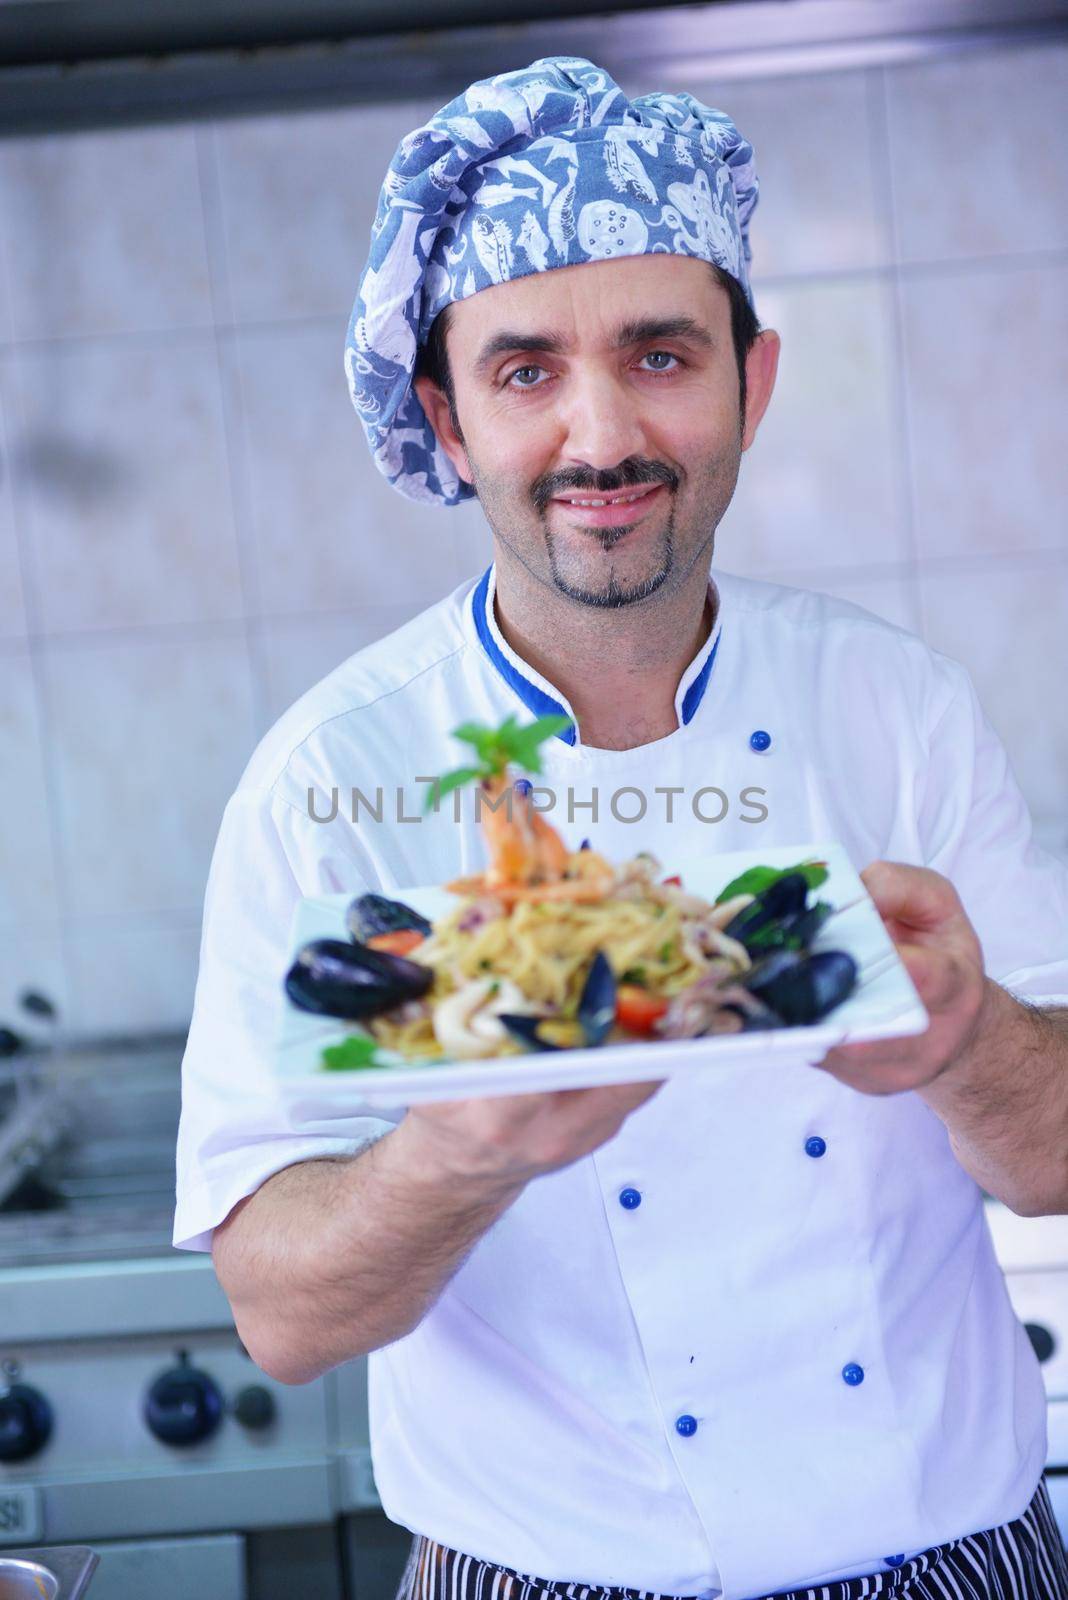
[0,39,1065,1036]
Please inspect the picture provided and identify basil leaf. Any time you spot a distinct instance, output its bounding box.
[714,859,829,903]
[321,1034,385,1072]
[505,713,574,771]
[714,865,781,902]
[452,718,496,748]
[447,716,572,784]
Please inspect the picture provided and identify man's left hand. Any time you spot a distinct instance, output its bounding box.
[815,860,991,1096]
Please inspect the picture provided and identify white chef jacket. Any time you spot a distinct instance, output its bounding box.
[174,563,1068,1599]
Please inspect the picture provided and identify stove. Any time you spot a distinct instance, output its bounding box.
[0,1035,184,1267]
[982,1201,1068,1541]
[0,1038,397,1600]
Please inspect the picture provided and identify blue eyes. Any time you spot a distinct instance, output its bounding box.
[507,352,681,388]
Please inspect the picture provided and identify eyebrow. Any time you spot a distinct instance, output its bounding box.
[473,315,715,377]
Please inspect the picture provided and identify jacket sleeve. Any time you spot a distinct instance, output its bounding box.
[916,656,1068,1008]
[173,784,403,1253]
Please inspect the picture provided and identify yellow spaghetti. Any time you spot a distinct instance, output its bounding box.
[369,862,751,1062]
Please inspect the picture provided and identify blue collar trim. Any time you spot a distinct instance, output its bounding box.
[472,567,578,745]
[680,629,720,725]
[471,564,722,744]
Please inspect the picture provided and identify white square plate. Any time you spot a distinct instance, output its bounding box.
[273,842,928,1107]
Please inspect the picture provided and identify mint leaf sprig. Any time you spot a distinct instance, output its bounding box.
[423,713,573,812]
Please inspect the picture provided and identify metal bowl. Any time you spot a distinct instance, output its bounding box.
[0,1556,59,1599]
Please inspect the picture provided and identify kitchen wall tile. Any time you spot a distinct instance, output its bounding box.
[684,68,887,277]
[40,630,257,919]
[0,646,60,928]
[717,277,905,573]
[233,322,466,614]
[213,99,439,325]
[10,336,246,633]
[65,918,201,1034]
[884,42,1068,263]
[811,571,921,634]
[256,606,422,726]
[0,125,213,340]
[0,927,68,1044]
[918,559,1068,826]
[0,369,28,639]
[900,261,1068,561]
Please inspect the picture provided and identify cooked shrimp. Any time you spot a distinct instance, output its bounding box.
[446,772,616,903]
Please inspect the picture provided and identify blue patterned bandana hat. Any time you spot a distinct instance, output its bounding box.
[346,56,759,507]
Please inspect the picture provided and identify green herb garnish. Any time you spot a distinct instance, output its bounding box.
[321,1034,385,1072]
[714,858,829,903]
[423,713,574,812]
[658,940,675,962]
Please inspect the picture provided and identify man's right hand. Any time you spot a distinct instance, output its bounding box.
[400,1077,666,1191]
[212,1076,664,1383]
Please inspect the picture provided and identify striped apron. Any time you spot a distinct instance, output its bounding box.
[393,1476,1068,1600]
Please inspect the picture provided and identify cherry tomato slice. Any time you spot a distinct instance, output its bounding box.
[616,985,669,1036]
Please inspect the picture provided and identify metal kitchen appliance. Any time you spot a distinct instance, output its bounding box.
[984,1202,1068,1541]
[0,1034,410,1600]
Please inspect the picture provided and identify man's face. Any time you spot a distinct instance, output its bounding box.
[417,254,774,610]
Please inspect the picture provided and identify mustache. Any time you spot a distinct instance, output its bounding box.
[532,458,679,512]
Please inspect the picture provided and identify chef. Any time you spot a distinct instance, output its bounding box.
[174,57,1068,1600]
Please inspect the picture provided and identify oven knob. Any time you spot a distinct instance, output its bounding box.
[0,1383,53,1463]
[1024,1322,1056,1364]
[233,1384,277,1430]
[144,1355,224,1447]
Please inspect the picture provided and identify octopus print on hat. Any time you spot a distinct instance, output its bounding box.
[578,199,649,258]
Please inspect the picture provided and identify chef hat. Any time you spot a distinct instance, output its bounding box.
[345,56,759,507]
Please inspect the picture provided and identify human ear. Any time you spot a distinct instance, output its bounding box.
[413,375,474,486]
[740,329,781,451]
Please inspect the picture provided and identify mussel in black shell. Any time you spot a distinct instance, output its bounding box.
[576,952,617,1047]
[722,872,812,952]
[778,899,833,949]
[743,948,805,1001]
[500,950,617,1053]
[346,892,431,943]
[745,949,857,1026]
[285,938,432,1022]
[496,1013,563,1053]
